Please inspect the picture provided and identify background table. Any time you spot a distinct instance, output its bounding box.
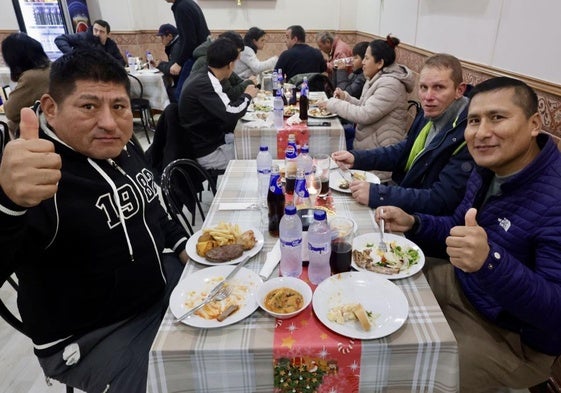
[129,69,170,111]
[148,160,459,393]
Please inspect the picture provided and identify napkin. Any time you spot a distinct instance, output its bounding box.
[285,113,303,126]
[218,202,258,210]
[243,118,273,128]
[259,240,281,280]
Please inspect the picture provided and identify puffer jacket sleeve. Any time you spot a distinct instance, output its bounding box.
[239,48,278,76]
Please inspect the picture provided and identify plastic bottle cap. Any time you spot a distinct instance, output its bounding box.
[259,146,269,151]
[301,145,309,153]
[313,209,327,221]
[285,205,297,215]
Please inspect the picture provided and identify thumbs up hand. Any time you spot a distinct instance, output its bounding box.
[0,108,62,207]
[445,208,490,272]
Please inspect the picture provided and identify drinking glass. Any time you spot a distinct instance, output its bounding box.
[329,217,355,274]
[313,154,331,198]
[306,174,321,207]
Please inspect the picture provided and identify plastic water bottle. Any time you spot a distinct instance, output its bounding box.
[294,169,311,209]
[279,204,303,277]
[145,50,154,69]
[273,89,284,129]
[308,209,331,284]
[297,145,313,176]
[256,145,272,207]
[284,134,298,195]
[299,76,309,121]
[267,164,285,237]
[272,70,279,95]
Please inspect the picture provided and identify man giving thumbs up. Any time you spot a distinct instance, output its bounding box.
[376,77,561,392]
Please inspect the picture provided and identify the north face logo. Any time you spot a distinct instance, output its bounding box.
[498,217,511,232]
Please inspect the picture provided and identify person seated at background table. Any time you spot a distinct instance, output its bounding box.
[378,77,561,393]
[234,27,278,80]
[321,35,415,180]
[54,19,126,66]
[336,41,369,149]
[189,31,257,101]
[151,23,181,102]
[331,53,474,215]
[316,31,352,82]
[274,25,327,81]
[0,49,188,393]
[179,38,258,171]
[1,32,50,136]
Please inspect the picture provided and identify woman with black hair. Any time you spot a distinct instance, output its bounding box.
[234,27,278,79]
[1,33,51,134]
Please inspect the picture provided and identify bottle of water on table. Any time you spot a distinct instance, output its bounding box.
[273,89,284,129]
[256,145,272,207]
[308,209,331,284]
[279,204,303,277]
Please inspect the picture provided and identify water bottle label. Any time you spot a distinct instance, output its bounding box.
[280,238,302,247]
[308,242,329,254]
[258,168,271,175]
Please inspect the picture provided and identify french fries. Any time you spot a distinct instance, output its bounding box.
[197,222,249,257]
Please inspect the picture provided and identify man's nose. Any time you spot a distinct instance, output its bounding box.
[97,106,118,130]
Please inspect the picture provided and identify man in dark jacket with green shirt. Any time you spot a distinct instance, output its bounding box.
[0,49,187,393]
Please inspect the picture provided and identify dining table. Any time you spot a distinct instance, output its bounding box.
[234,92,346,160]
[147,160,459,393]
[128,68,170,111]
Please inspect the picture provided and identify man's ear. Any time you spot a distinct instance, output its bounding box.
[455,82,467,99]
[529,112,542,137]
[40,94,57,121]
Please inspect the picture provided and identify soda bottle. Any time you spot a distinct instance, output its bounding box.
[145,50,154,69]
[294,169,311,209]
[256,145,272,207]
[273,89,284,129]
[284,134,298,195]
[279,204,303,277]
[308,209,331,284]
[299,76,309,121]
[267,164,285,237]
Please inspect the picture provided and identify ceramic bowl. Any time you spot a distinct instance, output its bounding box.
[257,277,312,319]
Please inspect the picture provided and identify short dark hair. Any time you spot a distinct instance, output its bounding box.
[469,77,538,118]
[218,31,244,52]
[368,35,400,68]
[243,27,266,52]
[287,25,306,43]
[352,41,369,59]
[207,38,239,68]
[423,53,463,87]
[93,19,110,33]
[49,49,130,104]
[1,33,50,82]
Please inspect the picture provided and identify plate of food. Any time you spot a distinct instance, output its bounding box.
[329,170,380,193]
[312,271,408,339]
[170,265,263,328]
[241,111,270,122]
[351,233,425,279]
[308,107,337,118]
[186,222,264,266]
[283,105,299,117]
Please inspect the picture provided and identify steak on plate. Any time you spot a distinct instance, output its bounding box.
[205,244,244,262]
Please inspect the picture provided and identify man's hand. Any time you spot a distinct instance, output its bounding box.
[170,63,181,76]
[348,180,370,205]
[0,108,62,207]
[375,206,415,233]
[446,208,490,272]
[244,84,259,98]
[333,87,346,100]
[331,150,354,169]
[247,75,258,85]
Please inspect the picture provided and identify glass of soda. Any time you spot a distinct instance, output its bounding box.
[329,217,355,274]
[313,154,331,198]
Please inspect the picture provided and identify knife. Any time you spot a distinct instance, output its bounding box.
[174,254,252,323]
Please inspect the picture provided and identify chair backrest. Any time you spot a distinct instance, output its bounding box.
[161,159,217,235]
[128,73,145,99]
[406,100,421,132]
[0,277,26,336]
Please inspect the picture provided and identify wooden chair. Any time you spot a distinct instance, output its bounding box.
[0,277,75,393]
[160,158,219,236]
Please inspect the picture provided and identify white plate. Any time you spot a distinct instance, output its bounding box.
[170,265,263,328]
[308,108,337,118]
[312,271,408,339]
[329,170,380,193]
[185,226,264,266]
[351,233,425,280]
[241,112,269,122]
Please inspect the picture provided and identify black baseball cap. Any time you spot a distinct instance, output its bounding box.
[157,24,178,37]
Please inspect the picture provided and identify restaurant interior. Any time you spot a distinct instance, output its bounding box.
[0,0,560,392]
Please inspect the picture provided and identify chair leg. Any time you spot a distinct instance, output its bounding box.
[140,109,151,144]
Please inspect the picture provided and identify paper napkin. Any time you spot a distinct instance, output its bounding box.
[259,240,281,280]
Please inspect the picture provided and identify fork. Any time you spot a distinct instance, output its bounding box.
[175,284,232,323]
[378,208,388,252]
[337,167,353,183]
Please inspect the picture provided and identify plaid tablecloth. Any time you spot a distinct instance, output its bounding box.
[147,160,459,393]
